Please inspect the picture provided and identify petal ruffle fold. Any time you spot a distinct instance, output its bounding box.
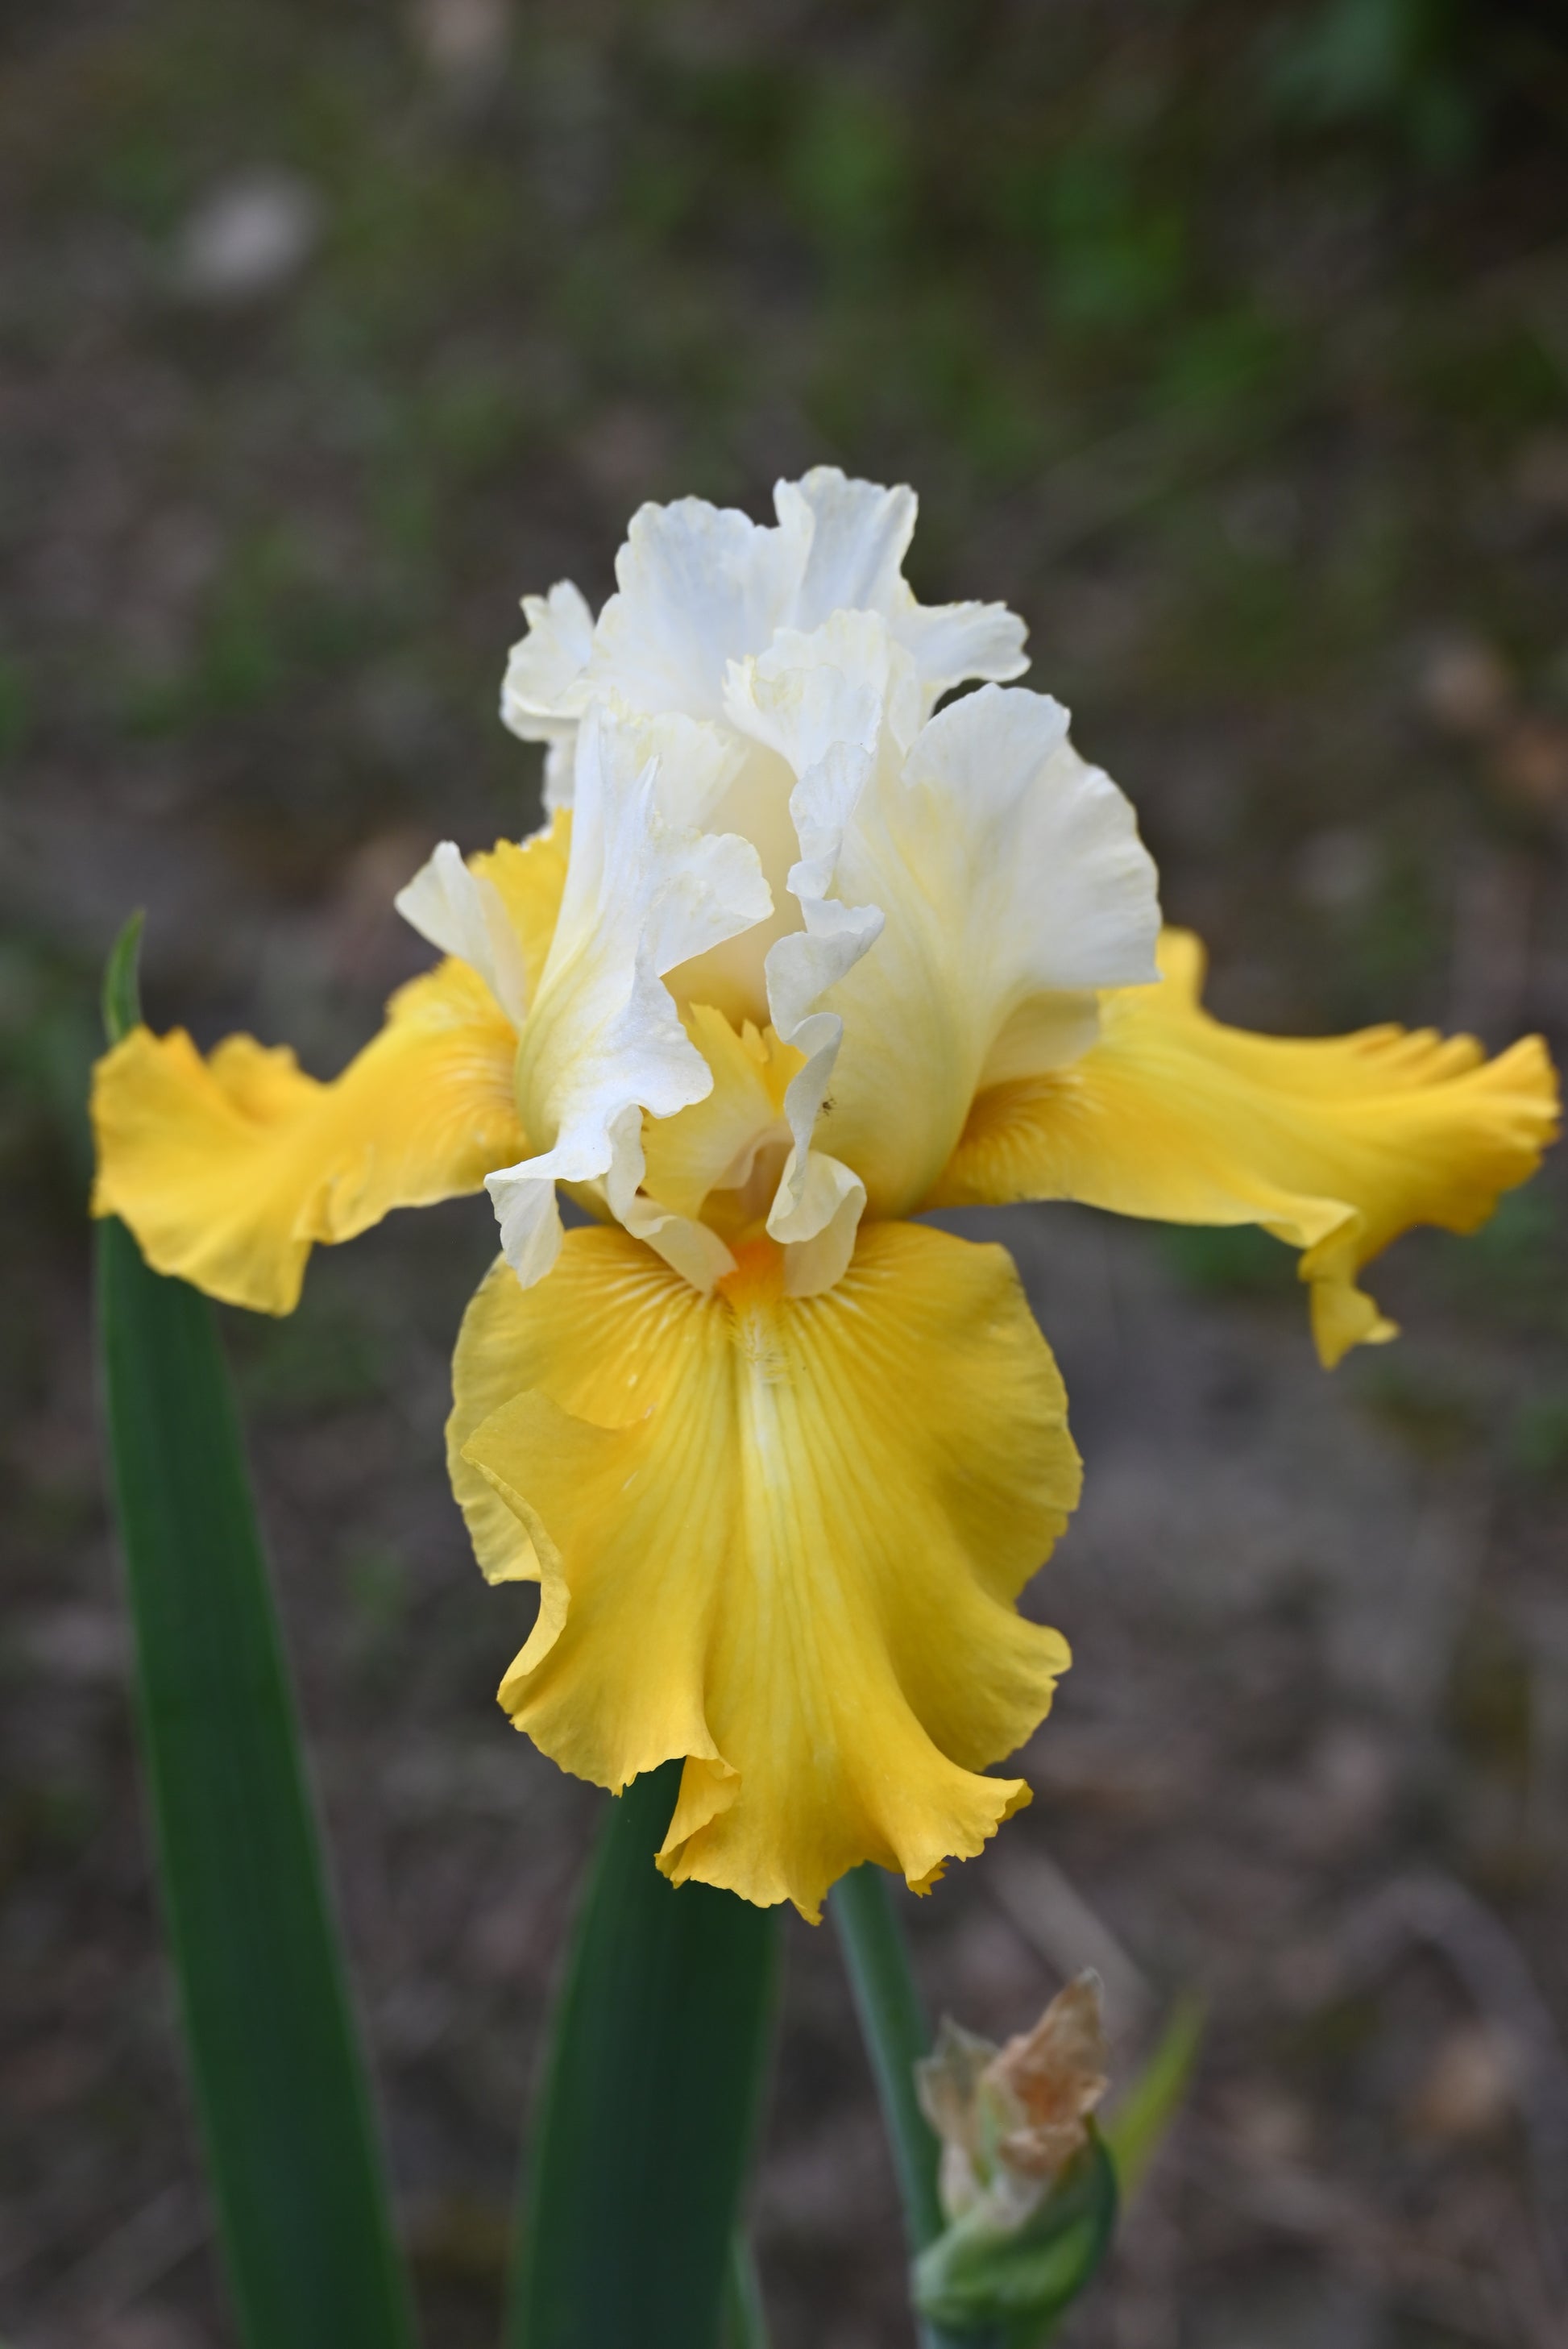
[721,627,1160,1239]
[91,958,525,1314]
[638,1004,800,1225]
[497,466,1030,763]
[931,930,1561,1366]
[487,703,771,1289]
[394,809,572,1027]
[450,1221,1078,1919]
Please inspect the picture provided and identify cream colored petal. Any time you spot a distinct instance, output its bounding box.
[731,625,1159,1231]
[614,1197,739,1291]
[775,468,919,628]
[776,467,1029,710]
[890,589,1031,712]
[513,472,1028,761]
[583,495,813,721]
[500,579,595,752]
[486,704,771,1288]
[810,682,1159,1215]
[663,735,804,1028]
[542,736,575,814]
[454,1222,1079,1919]
[776,1152,866,1297]
[593,702,747,832]
[724,611,911,1254]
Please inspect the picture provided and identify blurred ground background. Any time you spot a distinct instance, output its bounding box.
[5,0,1568,2342]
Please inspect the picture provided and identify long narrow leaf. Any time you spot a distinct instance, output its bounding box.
[510,1761,778,2349]
[723,2232,772,2349]
[1101,1992,1205,2203]
[96,920,415,2349]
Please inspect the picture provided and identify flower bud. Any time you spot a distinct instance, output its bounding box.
[912,1974,1118,2338]
[918,1972,1109,2228]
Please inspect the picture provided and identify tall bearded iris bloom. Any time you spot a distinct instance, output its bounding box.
[93,470,1558,1920]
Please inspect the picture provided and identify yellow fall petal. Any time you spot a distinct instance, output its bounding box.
[450,1221,1078,1920]
[91,958,525,1314]
[931,929,1560,1367]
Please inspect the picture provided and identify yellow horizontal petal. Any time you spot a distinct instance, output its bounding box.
[92,958,525,1314]
[452,1221,1078,1919]
[931,929,1560,1367]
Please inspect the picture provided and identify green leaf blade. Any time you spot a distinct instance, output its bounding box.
[97,1213,415,2349]
[723,2231,772,2349]
[101,909,146,1044]
[511,1762,778,2349]
[1102,1991,1205,2205]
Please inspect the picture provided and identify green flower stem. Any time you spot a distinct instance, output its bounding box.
[724,2231,771,2349]
[830,1866,944,2247]
[829,1866,992,2349]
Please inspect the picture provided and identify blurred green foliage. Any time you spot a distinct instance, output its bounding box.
[0,933,100,1210]
[1267,0,1491,164]
[3,0,1566,1341]
[228,1282,388,1417]
[10,0,1562,792]
[1355,1356,1484,1459]
[1160,1222,1300,1300]
[1443,1189,1566,1332]
[340,1542,410,1634]
[1448,1597,1534,1783]
[1508,1390,1568,1481]
[1,7,1564,2335]
[123,525,383,737]
[0,655,30,762]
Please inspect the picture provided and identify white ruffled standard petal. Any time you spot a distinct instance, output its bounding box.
[777,468,1028,711]
[497,469,1031,793]
[490,476,1152,1297]
[500,581,595,744]
[583,496,814,723]
[892,596,1032,712]
[731,620,1161,1227]
[775,471,919,633]
[822,676,1161,1215]
[906,685,1163,1081]
[485,705,771,1288]
[724,612,912,1281]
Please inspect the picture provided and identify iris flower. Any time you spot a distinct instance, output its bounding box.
[93,470,1558,1919]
